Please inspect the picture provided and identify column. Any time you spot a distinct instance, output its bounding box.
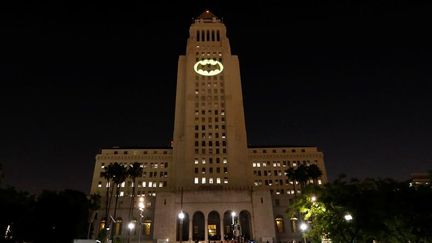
[220,212,224,242]
[189,217,193,242]
[204,213,208,242]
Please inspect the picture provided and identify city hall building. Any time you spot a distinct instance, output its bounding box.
[90,11,327,243]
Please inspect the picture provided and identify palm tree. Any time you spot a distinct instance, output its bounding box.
[127,162,143,221]
[307,164,323,185]
[294,164,310,191]
[101,164,114,225]
[286,167,298,196]
[110,162,128,239]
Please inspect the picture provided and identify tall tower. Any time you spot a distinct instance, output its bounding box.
[171,10,252,190]
[90,10,327,243]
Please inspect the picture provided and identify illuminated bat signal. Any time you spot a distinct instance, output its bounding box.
[193,59,224,76]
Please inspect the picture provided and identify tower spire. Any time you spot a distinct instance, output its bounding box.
[196,9,220,23]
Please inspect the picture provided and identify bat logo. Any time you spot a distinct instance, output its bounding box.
[193,59,224,76]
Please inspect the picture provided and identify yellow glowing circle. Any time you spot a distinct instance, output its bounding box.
[193,59,224,76]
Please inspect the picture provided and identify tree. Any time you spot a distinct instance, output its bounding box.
[286,164,323,195]
[127,162,143,221]
[286,167,298,196]
[307,164,322,185]
[32,190,91,243]
[110,162,128,239]
[288,176,432,243]
[101,164,114,225]
[87,193,101,239]
[294,164,310,190]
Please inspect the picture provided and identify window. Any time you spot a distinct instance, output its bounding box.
[290,218,298,233]
[114,218,123,235]
[202,177,206,184]
[275,217,284,233]
[194,178,199,184]
[144,219,152,236]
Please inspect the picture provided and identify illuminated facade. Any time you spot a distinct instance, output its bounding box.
[90,11,327,243]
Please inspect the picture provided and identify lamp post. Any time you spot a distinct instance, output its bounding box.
[344,213,353,222]
[127,221,136,243]
[138,197,145,243]
[231,211,236,241]
[299,222,308,243]
[178,211,185,243]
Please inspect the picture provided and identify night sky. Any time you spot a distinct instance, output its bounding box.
[1,0,431,194]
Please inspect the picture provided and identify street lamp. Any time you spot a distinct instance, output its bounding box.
[178,211,185,243]
[344,213,353,222]
[299,222,308,243]
[311,195,317,202]
[137,197,145,243]
[127,221,136,243]
[231,211,236,225]
[231,211,237,241]
[128,221,136,230]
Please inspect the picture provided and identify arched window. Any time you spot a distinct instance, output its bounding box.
[290,217,298,233]
[275,216,285,233]
[240,210,252,240]
[193,211,205,241]
[114,217,123,235]
[143,217,152,237]
[208,211,221,240]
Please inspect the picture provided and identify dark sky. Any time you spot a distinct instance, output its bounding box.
[1,0,431,194]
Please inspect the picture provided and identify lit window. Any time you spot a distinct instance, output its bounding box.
[194,177,199,184]
[121,182,125,187]
[275,217,285,233]
[290,218,298,233]
[142,182,146,187]
[202,178,206,184]
[318,179,322,185]
[98,182,102,188]
[257,163,261,168]
[209,178,214,184]
[149,182,153,187]
[253,163,256,167]
[217,178,221,184]
[223,158,227,164]
[224,177,228,184]
[120,191,124,197]
[159,182,163,187]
